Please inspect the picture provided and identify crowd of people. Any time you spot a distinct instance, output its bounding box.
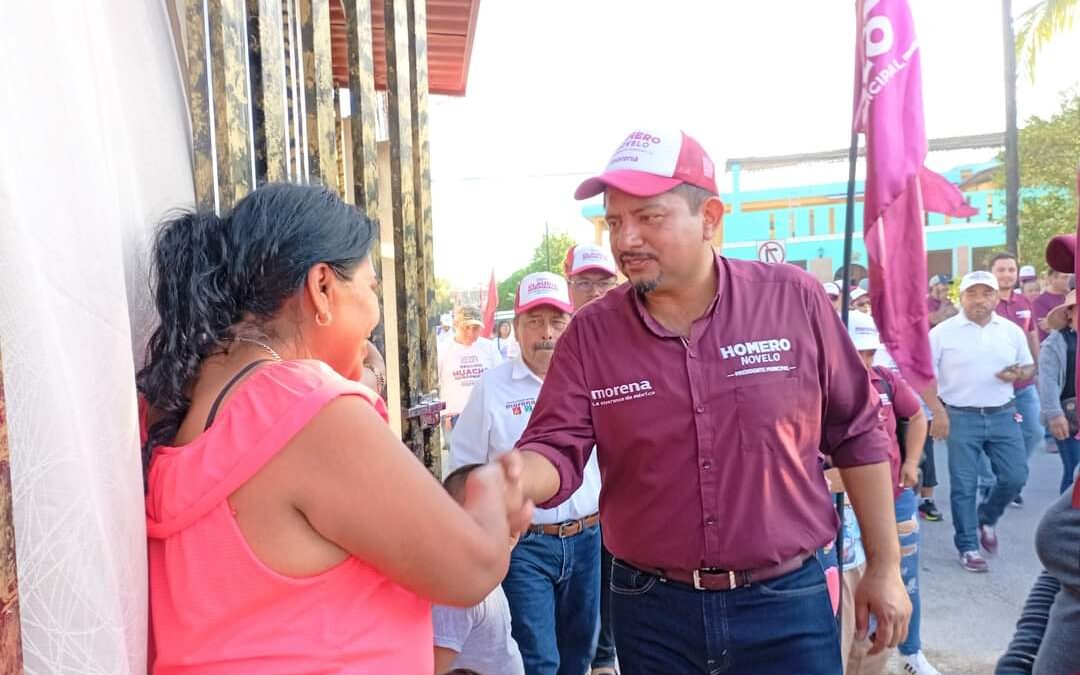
[136,130,1079,675]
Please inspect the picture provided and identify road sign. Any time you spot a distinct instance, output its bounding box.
[757,240,786,264]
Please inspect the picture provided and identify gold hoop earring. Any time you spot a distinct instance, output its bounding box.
[316,312,332,326]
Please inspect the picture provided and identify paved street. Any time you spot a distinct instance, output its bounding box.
[885,440,1064,675]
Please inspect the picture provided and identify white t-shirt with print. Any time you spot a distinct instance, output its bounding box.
[438,337,503,416]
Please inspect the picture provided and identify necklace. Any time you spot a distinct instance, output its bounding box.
[232,336,284,362]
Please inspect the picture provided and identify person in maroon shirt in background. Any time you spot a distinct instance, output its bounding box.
[986,252,1043,507]
[1034,268,1072,342]
[926,274,958,329]
[495,129,910,675]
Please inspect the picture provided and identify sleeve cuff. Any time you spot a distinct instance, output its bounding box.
[521,442,576,509]
[433,636,465,652]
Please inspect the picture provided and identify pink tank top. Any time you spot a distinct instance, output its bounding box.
[146,360,432,674]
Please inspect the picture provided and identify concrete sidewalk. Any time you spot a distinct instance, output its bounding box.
[884,441,1066,675]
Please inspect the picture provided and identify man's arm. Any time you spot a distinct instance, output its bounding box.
[502,449,561,505]
[449,378,493,469]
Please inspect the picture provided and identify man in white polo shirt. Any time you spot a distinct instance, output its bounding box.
[924,270,1032,573]
[451,272,602,675]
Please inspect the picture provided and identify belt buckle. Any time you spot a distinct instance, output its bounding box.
[557,521,573,538]
[692,569,738,591]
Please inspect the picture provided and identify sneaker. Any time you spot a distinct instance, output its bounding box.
[1010,495,1024,509]
[918,499,943,521]
[980,524,999,555]
[959,550,989,573]
[903,651,943,675]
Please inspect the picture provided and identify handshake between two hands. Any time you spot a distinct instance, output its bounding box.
[463,451,536,540]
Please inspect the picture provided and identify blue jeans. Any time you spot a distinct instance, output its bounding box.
[979,384,1041,489]
[503,525,601,675]
[609,557,841,674]
[946,406,1029,553]
[895,488,922,657]
[1054,436,1080,495]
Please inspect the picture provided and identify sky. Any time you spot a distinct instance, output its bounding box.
[427,0,1080,289]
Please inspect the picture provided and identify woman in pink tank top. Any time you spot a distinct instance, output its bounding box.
[138,184,532,674]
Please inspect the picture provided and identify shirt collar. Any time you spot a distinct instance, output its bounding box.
[511,356,543,385]
[631,253,725,338]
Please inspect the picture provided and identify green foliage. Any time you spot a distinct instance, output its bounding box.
[1007,91,1080,267]
[432,277,454,319]
[496,231,579,310]
[1015,0,1078,80]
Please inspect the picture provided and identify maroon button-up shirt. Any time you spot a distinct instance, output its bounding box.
[998,292,1036,390]
[518,256,891,571]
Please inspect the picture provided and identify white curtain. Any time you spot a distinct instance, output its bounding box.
[0,0,193,672]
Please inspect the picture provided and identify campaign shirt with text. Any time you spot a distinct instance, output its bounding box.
[517,256,891,572]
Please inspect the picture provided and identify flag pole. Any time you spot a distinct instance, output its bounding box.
[835,124,860,629]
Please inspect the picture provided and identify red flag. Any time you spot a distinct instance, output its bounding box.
[854,0,977,390]
[482,269,498,338]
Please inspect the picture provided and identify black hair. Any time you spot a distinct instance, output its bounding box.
[989,251,1018,268]
[443,463,482,502]
[136,183,375,469]
[671,183,718,214]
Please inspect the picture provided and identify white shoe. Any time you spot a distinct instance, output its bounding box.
[903,651,942,675]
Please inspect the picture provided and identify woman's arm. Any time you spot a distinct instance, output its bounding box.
[284,396,532,606]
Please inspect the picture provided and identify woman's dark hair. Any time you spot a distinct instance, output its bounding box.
[136,183,375,469]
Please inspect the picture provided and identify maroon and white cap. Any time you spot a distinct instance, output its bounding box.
[515,272,574,315]
[574,128,719,200]
[564,244,617,277]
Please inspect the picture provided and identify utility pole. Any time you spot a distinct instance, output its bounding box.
[1002,0,1021,254]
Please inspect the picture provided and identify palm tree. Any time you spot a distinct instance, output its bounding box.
[1003,0,1077,254]
[1016,0,1078,78]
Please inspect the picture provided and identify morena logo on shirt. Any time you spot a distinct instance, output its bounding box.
[590,380,655,407]
[504,397,535,416]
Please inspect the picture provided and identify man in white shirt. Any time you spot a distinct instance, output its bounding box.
[439,305,503,446]
[452,272,602,675]
[924,271,1032,573]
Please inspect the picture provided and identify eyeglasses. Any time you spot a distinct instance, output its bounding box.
[571,279,618,292]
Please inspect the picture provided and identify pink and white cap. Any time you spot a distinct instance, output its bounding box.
[515,272,574,315]
[564,244,617,277]
[574,128,719,200]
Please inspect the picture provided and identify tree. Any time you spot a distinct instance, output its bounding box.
[1016,0,1078,78]
[1009,91,1080,266]
[496,231,579,310]
[432,277,454,320]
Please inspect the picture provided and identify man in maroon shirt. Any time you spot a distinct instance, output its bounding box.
[987,252,1043,507]
[1035,268,1072,341]
[498,129,910,675]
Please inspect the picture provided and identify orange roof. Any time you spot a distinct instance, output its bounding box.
[330,0,481,97]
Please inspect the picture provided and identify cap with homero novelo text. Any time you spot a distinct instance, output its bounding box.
[574,128,719,200]
[515,272,574,316]
[564,244,617,278]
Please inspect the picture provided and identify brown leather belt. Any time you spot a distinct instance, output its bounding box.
[528,513,600,538]
[622,552,812,591]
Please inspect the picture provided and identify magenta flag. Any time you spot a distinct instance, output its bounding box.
[854,0,976,390]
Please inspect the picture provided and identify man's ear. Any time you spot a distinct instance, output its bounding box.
[702,197,725,245]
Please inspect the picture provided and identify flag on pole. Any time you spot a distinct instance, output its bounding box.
[854,0,977,390]
[482,269,498,338]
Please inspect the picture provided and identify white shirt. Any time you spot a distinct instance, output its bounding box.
[930,311,1034,407]
[438,337,503,416]
[451,357,601,524]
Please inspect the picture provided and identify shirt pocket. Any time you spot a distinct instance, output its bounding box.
[733,372,801,453]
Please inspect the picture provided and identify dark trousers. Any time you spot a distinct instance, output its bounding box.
[610,557,842,675]
[591,539,617,668]
[919,433,938,489]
